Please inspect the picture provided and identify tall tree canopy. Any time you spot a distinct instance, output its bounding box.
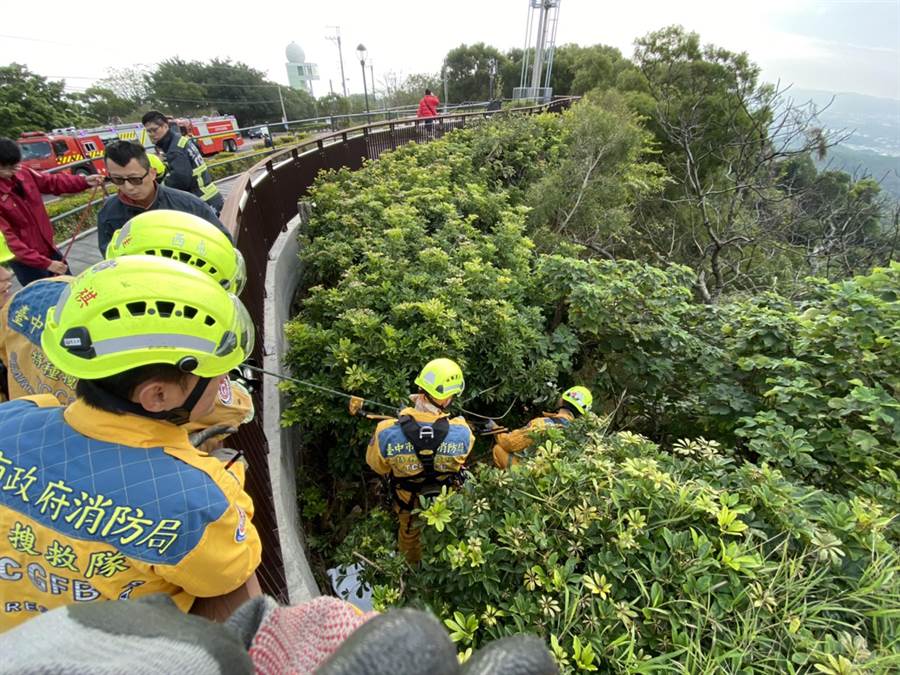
[0,64,85,138]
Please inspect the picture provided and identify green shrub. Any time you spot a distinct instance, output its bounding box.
[673,266,900,518]
[338,420,900,673]
[206,149,275,181]
[283,113,571,475]
[46,187,116,241]
[283,96,900,673]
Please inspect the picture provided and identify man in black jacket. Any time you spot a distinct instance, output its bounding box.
[141,111,225,215]
[96,141,231,256]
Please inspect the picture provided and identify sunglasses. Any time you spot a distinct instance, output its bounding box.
[106,168,150,186]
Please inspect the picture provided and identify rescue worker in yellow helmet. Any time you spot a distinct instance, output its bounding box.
[104,210,253,449]
[492,386,593,470]
[0,210,248,414]
[0,255,261,633]
[366,358,474,564]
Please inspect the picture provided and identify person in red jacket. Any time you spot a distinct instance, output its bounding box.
[0,137,103,286]
[417,89,441,125]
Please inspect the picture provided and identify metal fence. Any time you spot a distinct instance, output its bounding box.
[219,98,577,599]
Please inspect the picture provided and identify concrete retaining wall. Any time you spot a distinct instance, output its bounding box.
[263,214,319,602]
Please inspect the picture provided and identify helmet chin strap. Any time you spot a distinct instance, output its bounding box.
[423,391,451,411]
[93,377,211,426]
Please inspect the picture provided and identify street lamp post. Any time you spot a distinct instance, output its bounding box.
[488,58,498,100]
[356,43,370,122]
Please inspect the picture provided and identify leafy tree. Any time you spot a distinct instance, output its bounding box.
[379,72,441,109]
[318,92,351,118]
[526,92,667,255]
[627,26,861,301]
[280,86,316,121]
[443,43,507,102]
[569,44,633,96]
[144,58,306,126]
[779,159,896,277]
[499,48,523,99]
[97,66,150,107]
[71,86,137,124]
[145,58,209,116]
[544,43,582,95]
[0,64,85,137]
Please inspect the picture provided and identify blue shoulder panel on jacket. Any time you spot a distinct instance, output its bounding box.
[6,280,68,347]
[377,419,471,458]
[0,401,229,565]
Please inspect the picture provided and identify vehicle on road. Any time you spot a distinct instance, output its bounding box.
[17,115,243,175]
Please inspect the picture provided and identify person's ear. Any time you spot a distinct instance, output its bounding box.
[133,380,167,412]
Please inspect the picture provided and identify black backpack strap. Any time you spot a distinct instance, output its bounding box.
[398,415,450,451]
[392,415,455,511]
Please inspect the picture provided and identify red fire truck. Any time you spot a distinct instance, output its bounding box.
[17,115,243,174]
[106,115,243,155]
[17,131,108,176]
[172,116,243,155]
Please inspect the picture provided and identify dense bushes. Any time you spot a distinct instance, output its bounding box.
[338,421,899,672]
[675,266,900,520]
[282,113,578,473]
[283,102,900,672]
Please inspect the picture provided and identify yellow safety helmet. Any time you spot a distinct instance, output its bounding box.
[561,385,593,415]
[41,255,254,380]
[414,358,465,399]
[105,210,246,294]
[147,152,166,180]
[0,230,13,264]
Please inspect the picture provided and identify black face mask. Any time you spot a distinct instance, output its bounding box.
[91,376,211,426]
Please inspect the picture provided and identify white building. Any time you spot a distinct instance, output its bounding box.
[285,42,319,96]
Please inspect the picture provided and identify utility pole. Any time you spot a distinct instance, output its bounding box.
[369,63,375,106]
[442,66,449,113]
[488,57,497,100]
[277,85,288,130]
[326,26,348,97]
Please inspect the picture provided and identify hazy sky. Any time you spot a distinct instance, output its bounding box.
[2,0,898,100]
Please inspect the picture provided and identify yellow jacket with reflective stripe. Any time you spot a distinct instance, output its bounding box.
[0,395,261,632]
[492,409,573,458]
[366,407,474,478]
[366,407,473,506]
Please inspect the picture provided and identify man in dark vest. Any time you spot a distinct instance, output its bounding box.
[141,111,224,215]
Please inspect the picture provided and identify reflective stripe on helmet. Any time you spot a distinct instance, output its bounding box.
[90,333,217,357]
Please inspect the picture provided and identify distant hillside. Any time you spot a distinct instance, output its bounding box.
[820,145,900,201]
[784,88,900,199]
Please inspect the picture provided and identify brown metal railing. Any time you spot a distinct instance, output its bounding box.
[220,97,577,599]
